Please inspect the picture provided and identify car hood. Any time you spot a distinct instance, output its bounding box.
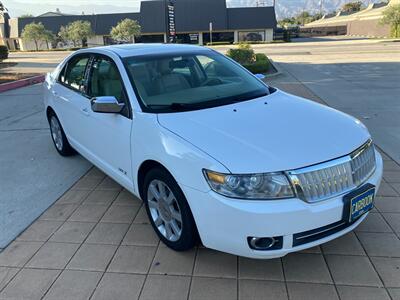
[157,90,371,174]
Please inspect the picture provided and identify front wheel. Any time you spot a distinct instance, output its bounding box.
[143,167,198,251]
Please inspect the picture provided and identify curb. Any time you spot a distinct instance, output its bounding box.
[0,75,45,93]
[265,59,282,79]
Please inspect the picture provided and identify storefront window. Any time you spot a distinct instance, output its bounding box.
[176,33,200,44]
[238,31,265,42]
[203,32,234,44]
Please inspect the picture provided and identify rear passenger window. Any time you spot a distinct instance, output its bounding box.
[61,56,89,92]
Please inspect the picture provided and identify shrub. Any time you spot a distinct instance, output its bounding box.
[255,53,268,62]
[226,44,255,64]
[242,60,270,74]
[0,45,8,60]
[206,41,232,46]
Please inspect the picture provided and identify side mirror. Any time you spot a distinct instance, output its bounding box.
[255,73,266,80]
[91,96,124,114]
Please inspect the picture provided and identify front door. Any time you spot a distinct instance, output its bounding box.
[83,54,133,188]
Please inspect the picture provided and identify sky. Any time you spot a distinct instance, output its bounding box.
[1,0,380,19]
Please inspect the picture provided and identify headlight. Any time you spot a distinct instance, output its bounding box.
[203,170,295,200]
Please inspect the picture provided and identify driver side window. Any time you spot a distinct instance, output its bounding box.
[88,57,126,104]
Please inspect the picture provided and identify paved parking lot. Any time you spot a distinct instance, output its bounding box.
[0,37,400,299]
[243,37,400,165]
[0,85,91,250]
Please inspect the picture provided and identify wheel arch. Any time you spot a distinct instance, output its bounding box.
[46,106,56,121]
[137,158,201,244]
[137,159,171,201]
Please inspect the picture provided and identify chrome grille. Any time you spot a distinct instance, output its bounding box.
[287,141,376,203]
[351,142,376,186]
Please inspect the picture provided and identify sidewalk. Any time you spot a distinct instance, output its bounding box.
[0,156,399,300]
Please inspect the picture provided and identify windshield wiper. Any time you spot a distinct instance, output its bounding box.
[147,102,199,111]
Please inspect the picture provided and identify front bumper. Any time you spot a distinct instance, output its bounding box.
[183,150,383,258]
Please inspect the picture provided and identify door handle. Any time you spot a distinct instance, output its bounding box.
[81,107,90,116]
[52,91,58,96]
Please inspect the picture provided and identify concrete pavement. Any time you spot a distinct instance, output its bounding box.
[0,84,91,250]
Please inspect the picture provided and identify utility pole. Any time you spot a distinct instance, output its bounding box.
[209,22,213,46]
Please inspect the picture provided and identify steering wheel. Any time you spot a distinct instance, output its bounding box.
[200,78,223,87]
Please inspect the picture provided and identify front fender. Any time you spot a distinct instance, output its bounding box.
[131,112,229,195]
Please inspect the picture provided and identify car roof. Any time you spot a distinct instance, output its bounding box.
[83,43,212,58]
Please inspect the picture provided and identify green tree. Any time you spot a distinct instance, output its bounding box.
[58,20,93,47]
[110,18,141,43]
[341,1,363,13]
[278,17,298,27]
[19,14,34,18]
[381,4,400,38]
[43,29,55,49]
[297,11,313,25]
[58,25,70,44]
[311,13,323,22]
[21,22,54,50]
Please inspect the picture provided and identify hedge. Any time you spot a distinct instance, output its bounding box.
[226,45,270,74]
[0,45,8,60]
[226,44,255,64]
[255,53,268,62]
[242,60,270,74]
[206,41,232,46]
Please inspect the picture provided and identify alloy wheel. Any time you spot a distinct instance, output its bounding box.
[147,179,183,242]
[50,116,63,151]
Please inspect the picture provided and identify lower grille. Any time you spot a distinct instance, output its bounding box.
[293,220,354,247]
[287,140,376,203]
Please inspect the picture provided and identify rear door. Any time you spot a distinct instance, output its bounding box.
[52,54,91,148]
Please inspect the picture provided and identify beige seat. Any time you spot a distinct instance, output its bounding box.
[99,63,124,102]
[154,60,191,94]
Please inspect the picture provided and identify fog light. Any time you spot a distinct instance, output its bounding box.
[247,236,283,251]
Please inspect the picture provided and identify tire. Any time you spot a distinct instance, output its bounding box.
[143,167,198,251]
[48,111,75,156]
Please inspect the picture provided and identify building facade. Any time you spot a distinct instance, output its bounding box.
[301,0,399,38]
[0,0,277,51]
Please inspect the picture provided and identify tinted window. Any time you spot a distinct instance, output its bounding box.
[88,57,125,103]
[62,56,89,92]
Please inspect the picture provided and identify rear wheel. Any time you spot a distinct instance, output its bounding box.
[48,111,75,156]
[143,167,198,251]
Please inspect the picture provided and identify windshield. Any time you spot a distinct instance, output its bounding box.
[123,50,269,112]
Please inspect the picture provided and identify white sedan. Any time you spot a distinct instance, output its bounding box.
[44,44,382,258]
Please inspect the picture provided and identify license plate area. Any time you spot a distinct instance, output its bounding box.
[342,183,375,223]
